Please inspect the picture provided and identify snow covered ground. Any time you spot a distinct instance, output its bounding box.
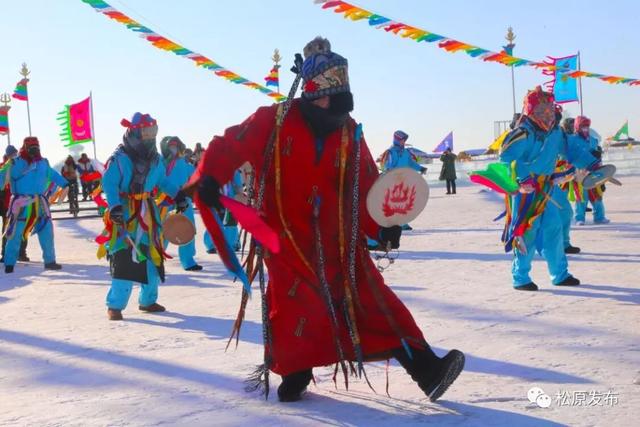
[1,177,639,427]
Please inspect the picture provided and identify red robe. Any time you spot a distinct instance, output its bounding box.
[192,100,425,376]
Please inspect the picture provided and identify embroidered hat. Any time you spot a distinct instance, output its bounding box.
[301,37,350,100]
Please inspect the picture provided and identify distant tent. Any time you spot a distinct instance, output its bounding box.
[407,146,440,163]
[432,131,453,153]
[461,148,489,157]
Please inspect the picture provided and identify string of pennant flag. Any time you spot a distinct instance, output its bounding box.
[80,0,286,102]
[315,0,640,87]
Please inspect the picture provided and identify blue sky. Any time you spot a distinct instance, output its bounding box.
[2,0,639,163]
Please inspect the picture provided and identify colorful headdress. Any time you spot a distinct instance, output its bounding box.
[160,136,185,158]
[19,136,42,163]
[5,144,18,157]
[393,130,409,146]
[561,117,575,134]
[23,136,40,147]
[121,112,158,140]
[523,86,556,132]
[301,37,350,100]
[574,116,591,132]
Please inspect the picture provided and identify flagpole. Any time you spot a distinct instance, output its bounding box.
[272,49,282,94]
[0,93,10,146]
[90,91,97,159]
[20,63,32,136]
[577,51,584,116]
[505,27,516,116]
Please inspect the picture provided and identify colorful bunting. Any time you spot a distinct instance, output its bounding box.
[80,0,286,102]
[12,79,28,101]
[58,96,93,146]
[264,65,280,88]
[315,0,640,87]
[0,106,10,134]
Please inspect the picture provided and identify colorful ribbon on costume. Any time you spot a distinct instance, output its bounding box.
[315,0,640,87]
[4,195,51,241]
[80,0,286,102]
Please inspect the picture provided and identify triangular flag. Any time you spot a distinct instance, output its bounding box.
[433,131,453,153]
[611,121,629,141]
[488,130,509,152]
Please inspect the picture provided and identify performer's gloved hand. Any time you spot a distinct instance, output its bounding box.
[379,226,402,250]
[197,175,224,211]
[174,190,189,213]
[419,166,427,175]
[109,205,124,225]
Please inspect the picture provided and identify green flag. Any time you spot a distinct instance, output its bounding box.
[612,121,629,141]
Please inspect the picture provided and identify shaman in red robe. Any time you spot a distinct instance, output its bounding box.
[192,100,427,376]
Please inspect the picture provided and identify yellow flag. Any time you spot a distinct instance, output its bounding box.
[488,130,510,151]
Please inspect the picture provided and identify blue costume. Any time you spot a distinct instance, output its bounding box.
[159,137,201,271]
[2,138,68,272]
[373,130,425,238]
[500,111,597,289]
[204,169,243,253]
[552,174,574,251]
[569,130,608,224]
[381,130,425,173]
[99,114,182,318]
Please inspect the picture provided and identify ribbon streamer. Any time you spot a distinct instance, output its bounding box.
[315,0,640,87]
[81,0,286,101]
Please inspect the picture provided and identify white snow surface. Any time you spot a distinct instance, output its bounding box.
[1,177,639,427]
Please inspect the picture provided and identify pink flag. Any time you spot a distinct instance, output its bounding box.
[58,96,93,146]
[69,97,93,142]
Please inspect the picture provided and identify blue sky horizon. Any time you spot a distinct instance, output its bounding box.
[2,0,638,164]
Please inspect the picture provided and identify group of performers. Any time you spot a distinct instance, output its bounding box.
[500,87,611,291]
[0,36,618,404]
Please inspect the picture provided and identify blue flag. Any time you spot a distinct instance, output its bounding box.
[552,55,579,103]
[433,131,454,153]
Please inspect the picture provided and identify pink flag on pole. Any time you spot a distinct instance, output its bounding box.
[69,97,93,142]
[58,96,93,146]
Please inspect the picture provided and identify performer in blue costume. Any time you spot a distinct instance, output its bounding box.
[381,130,426,174]
[499,87,601,291]
[551,118,581,254]
[373,130,427,236]
[570,116,610,225]
[99,113,188,320]
[203,169,244,253]
[159,136,202,271]
[2,137,68,274]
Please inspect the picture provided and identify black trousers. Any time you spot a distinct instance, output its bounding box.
[446,180,456,194]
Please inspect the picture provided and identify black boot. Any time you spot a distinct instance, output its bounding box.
[564,245,581,254]
[555,275,580,287]
[278,369,313,402]
[393,345,465,402]
[515,282,538,291]
[45,262,62,270]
